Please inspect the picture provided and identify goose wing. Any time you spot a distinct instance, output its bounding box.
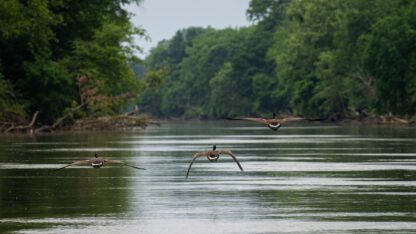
[280,116,323,123]
[186,152,206,179]
[225,117,268,124]
[53,160,92,171]
[280,116,306,123]
[218,150,244,172]
[104,159,146,170]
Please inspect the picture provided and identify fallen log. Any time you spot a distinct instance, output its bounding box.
[3,111,39,133]
[377,113,414,125]
[35,103,86,133]
[392,116,413,125]
[71,114,151,131]
[1,107,157,134]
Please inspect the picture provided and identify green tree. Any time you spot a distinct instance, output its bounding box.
[0,0,145,125]
[141,0,416,120]
[0,74,25,122]
[359,1,416,115]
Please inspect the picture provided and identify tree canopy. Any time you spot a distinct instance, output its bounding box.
[2,0,415,126]
[0,0,145,126]
[140,0,416,120]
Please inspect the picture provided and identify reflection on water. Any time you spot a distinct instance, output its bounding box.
[1,121,416,233]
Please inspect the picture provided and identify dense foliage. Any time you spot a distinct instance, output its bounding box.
[0,0,145,125]
[141,0,416,120]
[2,0,415,125]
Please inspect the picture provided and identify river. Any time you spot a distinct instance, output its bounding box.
[0,121,416,233]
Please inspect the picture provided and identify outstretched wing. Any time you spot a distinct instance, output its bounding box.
[186,152,206,179]
[104,159,146,170]
[280,116,306,123]
[218,150,244,172]
[53,160,91,171]
[225,117,268,124]
[280,116,323,123]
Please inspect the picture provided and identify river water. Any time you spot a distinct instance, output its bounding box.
[0,121,416,233]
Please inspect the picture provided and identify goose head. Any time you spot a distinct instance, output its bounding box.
[208,145,220,161]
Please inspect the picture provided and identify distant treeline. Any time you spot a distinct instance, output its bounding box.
[0,0,146,129]
[141,0,416,120]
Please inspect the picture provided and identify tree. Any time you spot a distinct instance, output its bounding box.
[141,0,416,120]
[0,74,25,123]
[0,0,146,126]
[359,1,416,115]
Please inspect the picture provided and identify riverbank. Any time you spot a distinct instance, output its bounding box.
[152,113,415,126]
[0,113,159,135]
[1,112,414,135]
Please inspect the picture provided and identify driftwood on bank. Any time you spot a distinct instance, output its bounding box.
[1,74,159,134]
[376,113,415,125]
[37,108,156,133]
[34,103,87,133]
[1,107,157,134]
[72,114,150,131]
[3,111,40,133]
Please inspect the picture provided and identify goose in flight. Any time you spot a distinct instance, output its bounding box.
[186,145,243,179]
[226,113,318,131]
[53,153,146,170]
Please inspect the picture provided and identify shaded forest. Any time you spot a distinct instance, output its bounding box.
[141,0,416,121]
[0,0,152,132]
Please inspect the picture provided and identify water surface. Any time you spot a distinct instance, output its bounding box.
[1,121,416,233]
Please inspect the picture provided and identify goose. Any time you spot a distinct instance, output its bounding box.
[186,145,243,179]
[226,113,318,131]
[54,153,145,170]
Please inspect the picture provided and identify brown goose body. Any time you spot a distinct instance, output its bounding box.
[186,145,244,179]
[91,157,105,168]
